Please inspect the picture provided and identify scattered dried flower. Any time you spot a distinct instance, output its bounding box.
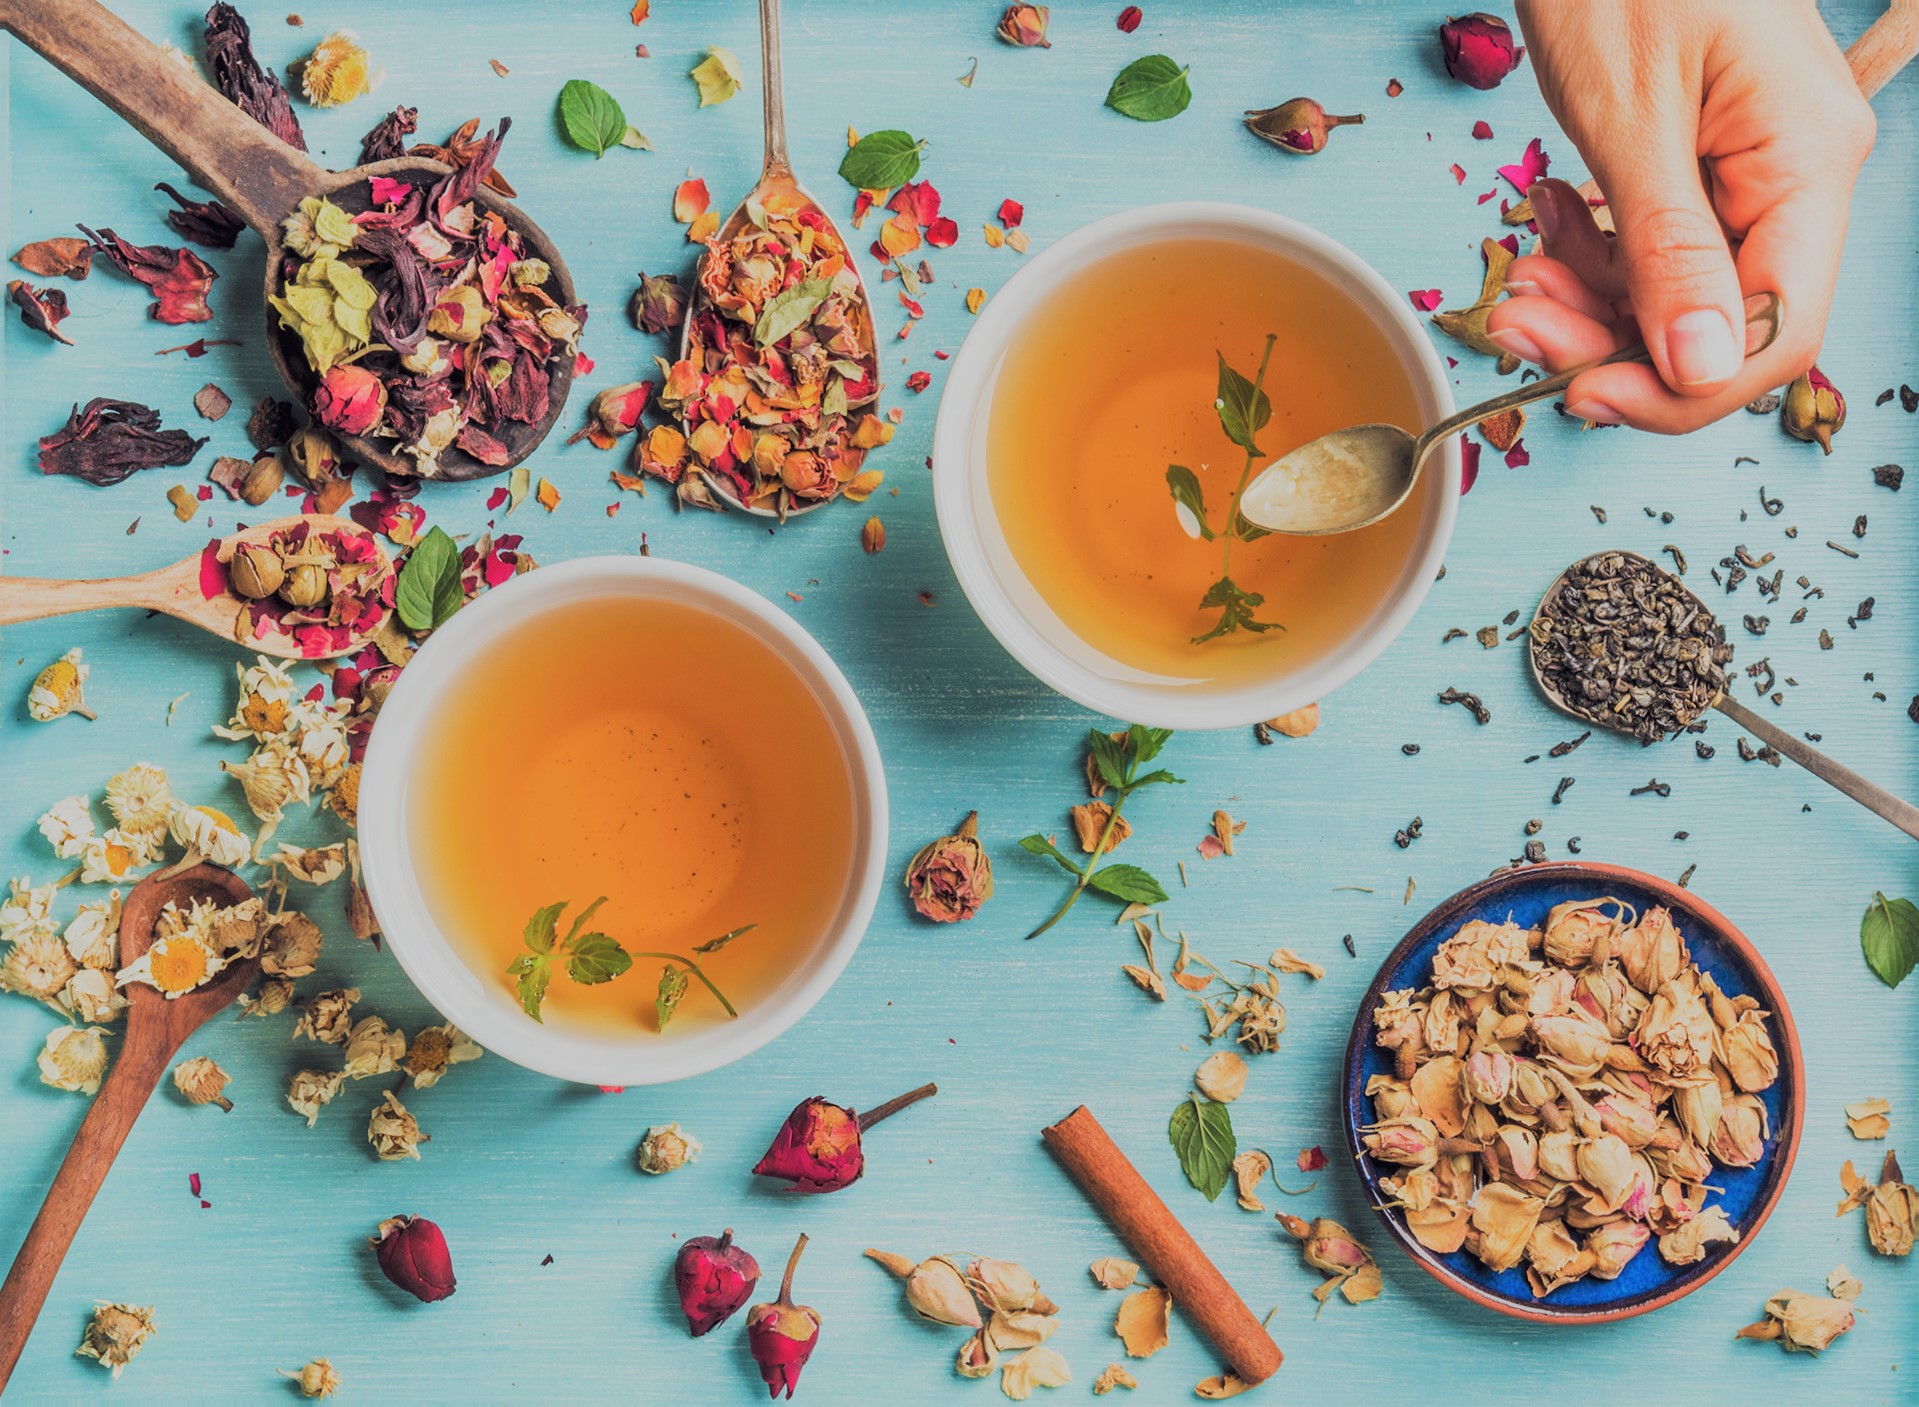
[1195,1050,1247,1103]
[172,1054,233,1110]
[296,31,375,107]
[38,1024,110,1094]
[997,4,1052,47]
[1244,97,1363,155]
[27,648,95,722]
[75,1302,156,1377]
[1277,1212,1382,1307]
[1845,1098,1891,1140]
[747,1233,821,1400]
[367,1088,426,1159]
[282,1358,340,1398]
[1113,1285,1170,1357]
[1440,12,1525,90]
[904,811,994,922]
[1838,1151,1916,1257]
[637,1122,702,1174]
[1089,1257,1140,1290]
[1736,1279,1859,1353]
[1783,366,1845,454]
[286,1067,346,1126]
[372,1214,456,1300]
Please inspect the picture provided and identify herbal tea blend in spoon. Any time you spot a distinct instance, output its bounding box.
[1238,293,1783,536]
[0,514,394,661]
[3,0,580,482]
[662,0,883,518]
[1530,550,1919,842]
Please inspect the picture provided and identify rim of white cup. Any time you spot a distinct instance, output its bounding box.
[931,201,1460,730]
[358,555,888,1085]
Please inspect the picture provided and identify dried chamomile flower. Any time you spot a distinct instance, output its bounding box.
[328,762,361,826]
[1277,1213,1382,1307]
[1846,1098,1892,1140]
[2,877,59,943]
[1092,1363,1137,1394]
[78,828,155,885]
[1231,1150,1273,1212]
[105,763,172,840]
[117,928,226,998]
[403,1022,480,1089]
[1089,1258,1140,1290]
[272,841,347,886]
[4,929,80,1005]
[343,1014,405,1078]
[167,802,251,868]
[1194,1050,1247,1103]
[999,1345,1070,1400]
[28,647,95,722]
[63,895,122,970]
[282,1357,341,1398]
[1113,1285,1170,1357]
[1736,1279,1859,1353]
[286,1067,346,1126]
[222,744,312,825]
[213,657,296,742]
[261,912,323,977]
[367,1088,427,1160]
[75,1302,155,1377]
[37,795,97,860]
[293,986,360,1045]
[239,974,296,1018]
[297,31,375,107]
[1839,1151,1917,1257]
[207,897,267,958]
[288,699,353,789]
[39,1024,110,1094]
[61,968,127,1025]
[637,1122,702,1174]
[172,1054,233,1110]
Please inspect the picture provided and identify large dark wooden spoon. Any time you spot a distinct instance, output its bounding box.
[1,0,576,482]
[0,864,258,1391]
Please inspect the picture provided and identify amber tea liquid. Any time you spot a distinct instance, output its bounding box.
[415,595,857,1033]
[987,236,1428,681]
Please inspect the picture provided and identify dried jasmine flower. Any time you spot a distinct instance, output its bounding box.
[343,1014,405,1078]
[27,648,96,722]
[903,811,995,922]
[634,1121,701,1174]
[38,1024,111,1094]
[293,986,360,1044]
[367,1088,427,1159]
[239,974,296,1018]
[1194,1050,1247,1103]
[1838,1151,1916,1257]
[1736,1275,1859,1353]
[282,1357,340,1398]
[38,794,97,860]
[172,1054,233,1110]
[867,1250,982,1328]
[1277,1213,1382,1307]
[286,1067,346,1125]
[76,1302,156,1377]
[403,1022,480,1088]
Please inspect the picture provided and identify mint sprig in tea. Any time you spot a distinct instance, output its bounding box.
[987,237,1427,680]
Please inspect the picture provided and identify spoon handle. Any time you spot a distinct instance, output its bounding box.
[0,1040,170,1392]
[758,0,790,176]
[1715,695,1919,842]
[0,572,172,627]
[1414,292,1783,464]
[1,0,325,234]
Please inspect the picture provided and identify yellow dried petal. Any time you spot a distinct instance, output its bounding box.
[966,287,987,314]
[1113,1285,1170,1358]
[299,32,375,108]
[1089,1258,1140,1290]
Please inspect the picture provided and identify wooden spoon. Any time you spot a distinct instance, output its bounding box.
[678,0,881,519]
[0,513,393,660]
[1531,550,1919,842]
[0,864,258,1392]
[1,0,576,482]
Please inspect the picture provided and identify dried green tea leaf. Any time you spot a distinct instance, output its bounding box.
[690,47,744,106]
[1106,55,1192,122]
[558,78,629,158]
[838,129,927,190]
[1862,891,1919,988]
[1169,1094,1236,1201]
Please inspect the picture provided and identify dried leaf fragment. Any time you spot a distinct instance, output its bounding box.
[1268,948,1325,980]
[1195,1050,1247,1103]
[1092,1363,1137,1394]
[1114,1285,1171,1358]
[1071,802,1131,854]
[1264,703,1319,737]
[1196,1374,1254,1399]
[1477,405,1524,451]
[194,383,233,421]
[13,237,92,279]
[1231,1149,1272,1211]
[1431,238,1519,372]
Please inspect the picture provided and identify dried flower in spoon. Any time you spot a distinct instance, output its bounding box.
[752,1083,938,1193]
[676,1229,761,1336]
[747,1233,821,1400]
[904,811,994,922]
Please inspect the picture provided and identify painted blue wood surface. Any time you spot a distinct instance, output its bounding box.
[3,1,1915,1401]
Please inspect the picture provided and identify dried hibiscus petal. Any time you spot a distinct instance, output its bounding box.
[40,398,207,486]
[9,280,73,345]
[13,237,91,279]
[80,226,217,324]
[204,2,308,151]
[155,182,245,250]
[358,104,418,164]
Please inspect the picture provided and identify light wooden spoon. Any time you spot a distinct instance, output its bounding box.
[0,514,393,661]
[679,0,881,519]
[0,864,258,1393]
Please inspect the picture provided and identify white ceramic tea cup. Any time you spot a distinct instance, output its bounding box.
[358,556,888,1085]
[932,202,1460,730]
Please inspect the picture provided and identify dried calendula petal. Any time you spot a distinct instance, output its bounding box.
[1194,1050,1247,1103]
[1845,1098,1892,1139]
[1263,703,1318,737]
[1092,1363,1137,1394]
[1089,1257,1140,1290]
[1113,1285,1171,1358]
[1231,1150,1271,1212]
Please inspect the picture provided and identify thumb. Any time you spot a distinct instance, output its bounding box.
[1589,140,1747,397]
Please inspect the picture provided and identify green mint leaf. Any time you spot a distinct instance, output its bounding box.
[619,125,653,151]
[656,964,690,1029]
[1232,512,1271,544]
[1019,833,1083,877]
[1087,731,1130,793]
[566,931,632,985]
[558,78,629,158]
[1125,725,1174,767]
[563,895,611,949]
[521,900,566,956]
[1214,352,1271,457]
[838,129,927,189]
[754,278,831,349]
[1105,55,1192,123]
[511,954,551,1021]
[1087,863,1169,906]
[1193,576,1283,644]
[694,923,757,955]
[1861,891,1919,988]
[1125,768,1184,791]
[396,525,461,632]
[1165,465,1216,540]
[1168,1095,1237,1201]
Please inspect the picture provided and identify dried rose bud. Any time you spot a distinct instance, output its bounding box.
[637,1122,702,1174]
[903,812,994,923]
[371,1215,456,1302]
[632,270,688,335]
[1461,1048,1515,1105]
[968,1258,1044,1314]
[172,1055,233,1111]
[1439,12,1524,90]
[1585,1219,1650,1280]
[752,1083,937,1193]
[282,1357,340,1399]
[1243,98,1363,155]
[996,3,1051,46]
[1361,1116,1438,1168]
[747,1234,821,1400]
[427,284,490,343]
[313,364,387,436]
[1737,1289,1857,1353]
[241,452,286,505]
[279,562,329,610]
[285,422,347,487]
[675,1228,761,1336]
[228,540,286,600]
[1782,365,1845,454]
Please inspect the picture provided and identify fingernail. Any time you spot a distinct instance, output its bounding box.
[1503,278,1541,297]
[1529,185,1562,247]
[1566,397,1625,426]
[1486,326,1544,363]
[1665,309,1740,386]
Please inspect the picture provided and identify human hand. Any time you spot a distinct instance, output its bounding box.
[1483,0,1873,433]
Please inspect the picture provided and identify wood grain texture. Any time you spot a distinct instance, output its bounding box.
[3,2,1916,1402]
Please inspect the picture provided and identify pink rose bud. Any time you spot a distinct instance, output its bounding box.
[995,3,1050,47]
[370,1214,456,1302]
[1439,12,1525,90]
[675,1228,761,1337]
[747,1234,821,1400]
[314,364,387,436]
[752,1084,937,1194]
[903,811,994,923]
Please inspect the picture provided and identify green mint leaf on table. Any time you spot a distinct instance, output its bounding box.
[754,278,831,348]
[1213,353,1270,457]
[395,525,462,631]
[566,931,632,985]
[1019,833,1084,877]
[1862,891,1919,988]
[1193,576,1282,644]
[838,130,927,189]
[1087,864,1168,906]
[1088,730,1131,792]
[1106,55,1192,122]
[1165,466,1216,540]
[1026,728,1181,937]
[1169,1094,1236,1201]
[558,79,629,158]
[656,964,690,1029]
[1125,725,1173,767]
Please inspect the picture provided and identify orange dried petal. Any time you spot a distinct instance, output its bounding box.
[982,224,1005,249]
[687,211,721,244]
[535,477,561,512]
[673,178,710,224]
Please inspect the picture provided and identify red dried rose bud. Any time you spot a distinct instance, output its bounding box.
[1116,5,1142,32]
[1440,12,1524,90]
[314,364,387,436]
[903,811,994,923]
[370,1214,457,1302]
[676,1228,762,1337]
[747,1234,821,1400]
[996,3,1050,47]
[752,1083,937,1194]
[632,271,688,335]
[1243,97,1364,155]
[1782,364,1845,454]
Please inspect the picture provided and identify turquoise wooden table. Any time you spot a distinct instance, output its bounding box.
[4,1,1916,1401]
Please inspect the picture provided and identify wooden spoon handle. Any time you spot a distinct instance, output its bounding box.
[1715,696,1919,842]
[1847,2,1919,99]
[0,0,325,233]
[0,1042,169,1392]
[0,573,171,627]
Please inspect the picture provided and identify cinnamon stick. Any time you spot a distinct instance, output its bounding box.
[1042,1105,1283,1387]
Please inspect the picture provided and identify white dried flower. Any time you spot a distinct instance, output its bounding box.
[272,842,348,886]
[78,829,154,885]
[115,930,226,998]
[367,1089,427,1160]
[287,1067,347,1126]
[104,763,172,840]
[39,1025,110,1094]
[283,1357,341,1398]
[172,1055,233,1110]
[636,1122,701,1174]
[213,657,296,742]
[221,743,312,822]
[293,987,361,1045]
[239,975,297,1018]
[260,913,323,977]
[167,803,251,868]
[1,877,58,943]
[37,795,97,859]
[402,1022,481,1089]
[60,968,126,1025]
[343,1014,405,1079]
[63,895,121,970]
[3,930,80,1004]
[75,1302,154,1377]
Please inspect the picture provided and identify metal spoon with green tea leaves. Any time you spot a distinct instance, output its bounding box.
[1530,549,1919,842]
[1238,293,1782,537]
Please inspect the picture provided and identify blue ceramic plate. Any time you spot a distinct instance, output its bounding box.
[1343,860,1804,1323]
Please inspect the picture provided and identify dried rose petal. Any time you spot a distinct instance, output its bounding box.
[155,182,244,250]
[9,279,73,345]
[1408,289,1442,312]
[80,226,216,323]
[1497,137,1551,196]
